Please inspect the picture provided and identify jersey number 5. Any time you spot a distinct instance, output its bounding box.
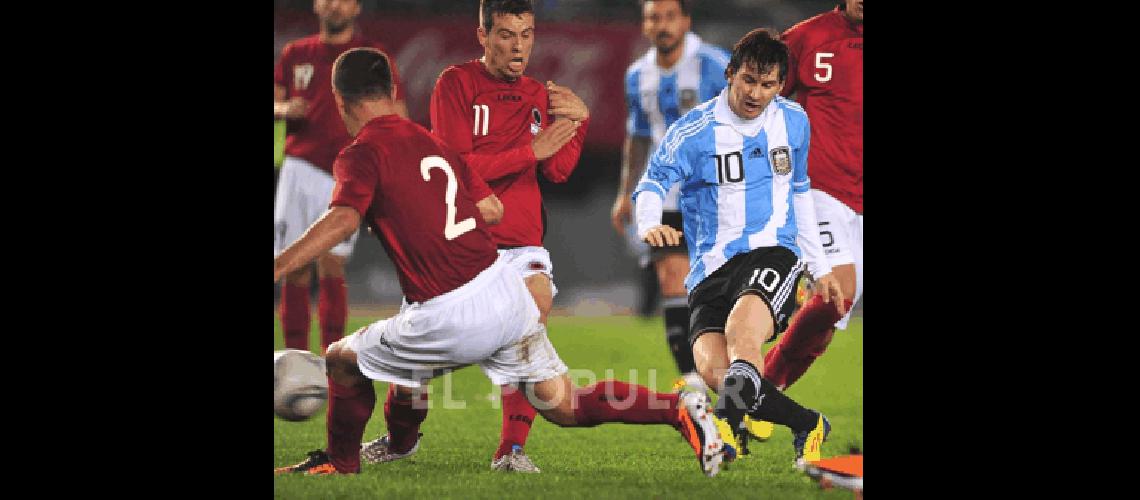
[420,156,477,240]
[814,53,834,83]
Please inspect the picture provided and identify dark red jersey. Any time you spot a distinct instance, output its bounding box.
[781,8,863,213]
[330,115,497,303]
[430,59,588,247]
[275,34,404,175]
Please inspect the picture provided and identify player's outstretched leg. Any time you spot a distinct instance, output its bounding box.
[275,339,375,475]
[527,376,731,477]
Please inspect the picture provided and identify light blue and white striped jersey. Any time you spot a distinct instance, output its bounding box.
[633,89,812,293]
[626,33,731,209]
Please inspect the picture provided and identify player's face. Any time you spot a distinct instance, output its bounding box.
[845,0,863,22]
[726,62,784,120]
[314,0,361,34]
[477,12,535,81]
[641,1,691,54]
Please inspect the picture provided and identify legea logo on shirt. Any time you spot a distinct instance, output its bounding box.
[294,64,314,91]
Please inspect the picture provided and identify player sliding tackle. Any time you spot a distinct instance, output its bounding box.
[273,47,731,477]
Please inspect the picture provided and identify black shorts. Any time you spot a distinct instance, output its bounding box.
[688,246,804,346]
[650,211,688,261]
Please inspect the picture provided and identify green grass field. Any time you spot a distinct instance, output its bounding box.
[274,314,863,499]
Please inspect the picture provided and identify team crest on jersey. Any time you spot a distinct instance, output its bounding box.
[530,107,543,135]
[293,63,314,91]
[770,146,792,175]
[679,88,697,113]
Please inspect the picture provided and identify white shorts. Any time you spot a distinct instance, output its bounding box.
[497,246,558,298]
[274,156,360,258]
[813,189,863,330]
[347,256,568,388]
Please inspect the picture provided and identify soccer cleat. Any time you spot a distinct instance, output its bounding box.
[676,391,727,477]
[274,449,344,475]
[793,412,831,468]
[490,445,541,473]
[361,433,422,464]
[743,415,775,441]
[712,415,742,461]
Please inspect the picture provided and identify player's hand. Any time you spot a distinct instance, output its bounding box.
[547,81,589,122]
[611,196,632,234]
[642,224,682,247]
[276,97,308,119]
[812,273,847,316]
[532,118,579,160]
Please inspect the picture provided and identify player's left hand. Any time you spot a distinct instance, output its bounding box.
[812,273,847,316]
[641,224,682,247]
[547,81,589,122]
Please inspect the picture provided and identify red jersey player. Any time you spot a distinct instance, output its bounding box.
[763,0,863,391]
[273,47,729,478]
[361,0,589,473]
[273,0,408,354]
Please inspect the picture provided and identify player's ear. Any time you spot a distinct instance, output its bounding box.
[477,27,488,49]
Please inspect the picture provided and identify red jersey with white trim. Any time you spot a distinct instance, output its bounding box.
[330,115,497,304]
[275,34,404,175]
[781,8,863,213]
[430,59,589,247]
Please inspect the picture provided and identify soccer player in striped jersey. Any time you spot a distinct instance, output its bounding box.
[633,28,846,467]
[611,0,731,395]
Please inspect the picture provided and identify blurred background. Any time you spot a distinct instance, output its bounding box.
[274,0,856,316]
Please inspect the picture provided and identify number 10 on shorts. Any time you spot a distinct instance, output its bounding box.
[749,268,780,293]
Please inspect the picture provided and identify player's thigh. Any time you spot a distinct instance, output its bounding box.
[498,246,558,306]
[724,294,771,366]
[812,189,856,269]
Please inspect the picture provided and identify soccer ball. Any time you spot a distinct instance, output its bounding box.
[273,349,328,421]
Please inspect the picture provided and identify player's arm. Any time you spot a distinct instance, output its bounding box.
[275,145,377,283]
[612,71,653,233]
[451,150,504,225]
[540,82,590,183]
[634,135,687,247]
[274,206,360,283]
[430,70,536,181]
[789,124,844,313]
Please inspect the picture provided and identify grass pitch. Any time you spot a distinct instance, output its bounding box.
[274,314,863,499]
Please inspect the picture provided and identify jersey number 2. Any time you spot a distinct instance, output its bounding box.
[420,156,476,240]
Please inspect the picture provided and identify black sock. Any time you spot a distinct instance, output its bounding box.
[715,359,818,434]
[663,300,695,374]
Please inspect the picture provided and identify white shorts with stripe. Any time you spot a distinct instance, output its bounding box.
[812,189,863,330]
[347,255,568,388]
[274,156,360,258]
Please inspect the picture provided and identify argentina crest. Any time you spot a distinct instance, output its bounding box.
[769,146,792,175]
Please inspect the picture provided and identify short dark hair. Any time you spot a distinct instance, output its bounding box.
[332,47,394,105]
[480,0,534,33]
[725,28,789,83]
[639,0,691,16]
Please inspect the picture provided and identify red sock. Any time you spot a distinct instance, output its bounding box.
[326,379,376,474]
[572,380,681,427]
[318,277,347,351]
[384,385,428,454]
[494,385,537,460]
[280,283,310,351]
[763,295,851,389]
